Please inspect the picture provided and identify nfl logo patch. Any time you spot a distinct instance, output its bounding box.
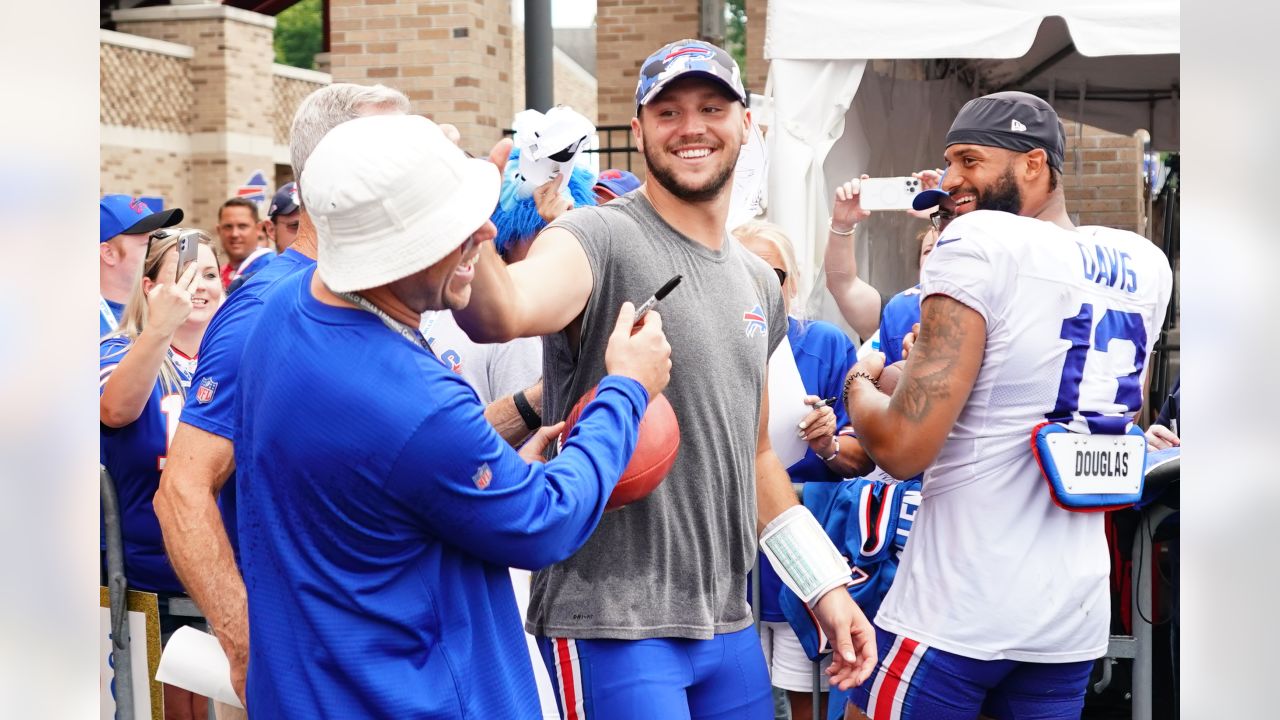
[472,463,492,490]
[195,377,218,404]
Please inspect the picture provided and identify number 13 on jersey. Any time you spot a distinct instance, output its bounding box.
[1035,301,1151,511]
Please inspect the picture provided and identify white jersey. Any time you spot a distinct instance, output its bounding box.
[875,210,1172,662]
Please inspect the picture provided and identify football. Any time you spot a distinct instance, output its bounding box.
[560,388,680,510]
[878,361,906,396]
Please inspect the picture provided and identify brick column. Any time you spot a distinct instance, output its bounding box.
[1061,120,1145,233]
[595,0,700,128]
[112,2,276,234]
[328,0,512,157]
[744,0,768,95]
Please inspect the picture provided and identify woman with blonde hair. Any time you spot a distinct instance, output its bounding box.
[100,227,224,720]
[733,220,875,720]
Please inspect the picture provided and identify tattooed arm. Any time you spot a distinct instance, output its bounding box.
[843,294,986,479]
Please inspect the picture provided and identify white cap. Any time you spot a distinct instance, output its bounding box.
[301,114,500,293]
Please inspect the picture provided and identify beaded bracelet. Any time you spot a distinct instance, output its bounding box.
[841,370,880,407]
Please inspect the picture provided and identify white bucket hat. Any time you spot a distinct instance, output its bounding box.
[301,114,500,293]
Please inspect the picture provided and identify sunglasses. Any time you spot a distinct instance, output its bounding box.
[773,267,788,286]
[929,209,956,232]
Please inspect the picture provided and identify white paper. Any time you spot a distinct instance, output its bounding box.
[767,336,811,469]
[156,625,245,709]
[727,119,768,231]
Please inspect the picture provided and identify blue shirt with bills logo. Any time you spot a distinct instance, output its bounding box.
[100,337,195,592]
[236,266,649,718]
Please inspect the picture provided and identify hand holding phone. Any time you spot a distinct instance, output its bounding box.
[858,176,923,211]
[175,232,200,282]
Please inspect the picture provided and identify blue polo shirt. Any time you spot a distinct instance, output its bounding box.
[236,267,648,718]
[181,247,313,553]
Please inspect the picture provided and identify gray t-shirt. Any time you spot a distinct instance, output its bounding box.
[528,192,786,640]
[421,310,542,404]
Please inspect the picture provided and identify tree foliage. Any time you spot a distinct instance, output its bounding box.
[725,0,748,79]
[274,0,323,70]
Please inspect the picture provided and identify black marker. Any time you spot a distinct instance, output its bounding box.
[810,396,839,409]
[633,274,682,325]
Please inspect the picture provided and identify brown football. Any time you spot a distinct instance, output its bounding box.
[878,361,906,396]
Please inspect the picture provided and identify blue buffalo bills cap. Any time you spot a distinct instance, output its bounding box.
[912,169,950,211]
[100,194,183,243]
[636,39,747,108]
[594,169,641,198]
[945,91,1066,171]
[268,181,300,219]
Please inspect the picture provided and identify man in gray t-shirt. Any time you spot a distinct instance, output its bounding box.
[456,39,876,719]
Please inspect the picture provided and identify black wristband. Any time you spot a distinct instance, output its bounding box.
[512,389,541,431]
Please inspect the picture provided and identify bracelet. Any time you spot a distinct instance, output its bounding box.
[512,389,541,432]
[828,217,856,236]
[841,370,880,407]
[820,435,840,463]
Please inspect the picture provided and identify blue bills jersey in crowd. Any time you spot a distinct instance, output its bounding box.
[180,247,313,554]
[782,478,921,720]
[100,337,196,592]
[780,477,922,661]
[235,267,648,719]
[755,317,860,622]
[878,286,922,366]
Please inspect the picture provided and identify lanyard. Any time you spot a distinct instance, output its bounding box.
[100,295,119,332]
[419,311,439,343]
[336,291,434,354]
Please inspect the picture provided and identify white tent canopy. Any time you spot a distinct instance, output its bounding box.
[761,0,1180,335]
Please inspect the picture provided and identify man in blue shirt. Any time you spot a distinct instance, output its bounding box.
[99,194,182,335]
[154,82,415,704]
[235,112,672,718]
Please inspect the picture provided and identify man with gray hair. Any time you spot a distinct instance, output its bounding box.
[155,82,412,703]
[234,112,671,717]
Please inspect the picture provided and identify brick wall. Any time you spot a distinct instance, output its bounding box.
[101,13,328,236]
[100,42,192,133]
[1061,120,1146,233]
[328,0,512,156]
[100,146,195,229]
[744,0,767,95]
[273,70,330,147]
[595,0,700,127]
[510,30,599,125]
[113,5,278,234]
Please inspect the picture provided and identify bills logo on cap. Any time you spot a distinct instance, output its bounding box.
[743,305,767,338]
[195,377,218,404]
[664,44,714,64]
[472,463,492,490]
[441,349,463,374]
[129,198,148,214]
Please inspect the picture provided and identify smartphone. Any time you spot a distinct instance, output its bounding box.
[859,176,923,211]
[175,233,199,282]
